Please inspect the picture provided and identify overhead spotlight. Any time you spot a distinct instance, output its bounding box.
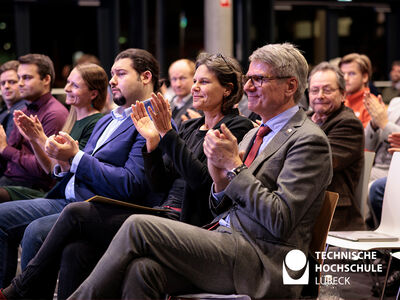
[78,0,100,6]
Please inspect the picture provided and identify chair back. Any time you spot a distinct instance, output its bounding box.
[354,151,375,220]
[301,191,339,299]
[309,191,339,264]
[377,152,400,235]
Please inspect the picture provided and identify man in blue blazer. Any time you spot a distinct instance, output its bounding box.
[0,48,163,288]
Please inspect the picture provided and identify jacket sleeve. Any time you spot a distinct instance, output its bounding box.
[159,117,254,191]
[327,117,364,171]
[74,131,148,201]
[223,127,333,239]
[1,108,67,178]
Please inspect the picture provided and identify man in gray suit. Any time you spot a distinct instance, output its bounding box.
[69,43,333,300]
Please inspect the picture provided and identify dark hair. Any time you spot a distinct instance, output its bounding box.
[115,48,160,93]
[18,54,55,87]
[75,63,108,111]
[195,52,243,114]
[0,60,19,75]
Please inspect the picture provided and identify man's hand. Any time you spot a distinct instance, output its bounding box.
[45,132,79,162]
[13,110,46,143]
[0,125,8,153]
[364,92,388,129]
[131,101,160,152]
[388,132,400,153]
[181,108,202,123]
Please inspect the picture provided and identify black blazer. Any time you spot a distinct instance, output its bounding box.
[142,111,254,226]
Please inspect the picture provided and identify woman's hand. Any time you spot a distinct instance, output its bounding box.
[131,100,160,152]
[148,92,173,137]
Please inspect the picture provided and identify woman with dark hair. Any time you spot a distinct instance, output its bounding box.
[0,53,253,300]
[133,52,253,225]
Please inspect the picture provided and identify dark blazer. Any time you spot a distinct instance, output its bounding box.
[308,104,365,230]
[47,114,162,207]
[171,95,194,128]
[210,109,333,299]
[143,112,254,226]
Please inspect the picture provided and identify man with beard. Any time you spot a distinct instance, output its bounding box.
[0,48,163,288]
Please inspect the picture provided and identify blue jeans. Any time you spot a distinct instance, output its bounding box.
[0,197,73,288]
[368,177,387,225]
[21,214,60,270]
[10,202,139,299]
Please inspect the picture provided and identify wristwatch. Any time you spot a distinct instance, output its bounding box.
[226,164,247,181]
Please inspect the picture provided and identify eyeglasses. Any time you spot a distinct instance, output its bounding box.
[309,87,339,96]
[216,53,233,71]
[242,75,291,87]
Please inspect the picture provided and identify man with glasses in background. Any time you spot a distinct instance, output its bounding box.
[308,61,365,231]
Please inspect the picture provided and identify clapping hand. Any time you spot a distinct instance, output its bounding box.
[388,132,400,153]
[131,100,160,152]
[364,92,388,129]
[147,92,173,137]
[0,125,7,153]
[13,110,46,143]
[45,132,79,162]
[203,124,244,192]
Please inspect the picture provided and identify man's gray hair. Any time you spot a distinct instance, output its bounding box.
[249,43,308,103]
[308,61,346,94]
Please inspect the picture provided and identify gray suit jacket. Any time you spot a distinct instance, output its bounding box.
[210,108,333,299]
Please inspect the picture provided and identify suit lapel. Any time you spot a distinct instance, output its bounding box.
[248,109,306,170]
[84,115,112,154]
[91,117,134,155]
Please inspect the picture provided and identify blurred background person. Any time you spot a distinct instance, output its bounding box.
[0,60,27,138]
[381,60,400,105]
[364,91,400,182]
[339,53,375,127]
[307,61,365,230]
[168,58,201,128]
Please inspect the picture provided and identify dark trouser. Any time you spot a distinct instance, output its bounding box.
[69,215,253,300]
[11,202,138,299]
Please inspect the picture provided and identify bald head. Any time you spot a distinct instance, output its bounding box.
[168,59,195,99]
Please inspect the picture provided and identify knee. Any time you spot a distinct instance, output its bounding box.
[22,218,48,247]
[60,202,91,220]
[123,214,157,230]
[122,258,166,297]
[369,177,387,207]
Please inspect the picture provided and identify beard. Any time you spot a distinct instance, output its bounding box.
[113,95,127,106]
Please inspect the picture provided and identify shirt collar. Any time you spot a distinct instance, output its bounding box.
[26,92,52,112]
[264,105,299,133]
[111,106,132,121]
